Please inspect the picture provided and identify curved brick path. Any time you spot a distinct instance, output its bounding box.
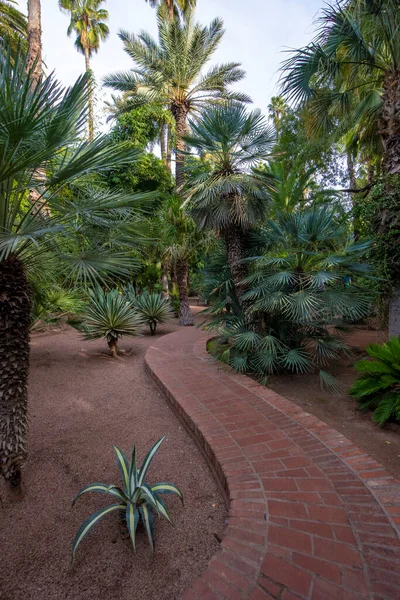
[145,328,400,600]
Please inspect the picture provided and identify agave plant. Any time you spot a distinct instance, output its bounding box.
[76,288,143,356]
[131,292,174,335]
[350,336,400,426]
[72,437,183,559]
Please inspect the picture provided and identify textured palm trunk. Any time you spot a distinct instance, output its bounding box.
[26,0,42,86]
[0,256,31,495]
[347,150,359,239]
[107,339,118,357]
[84,47,94,142]
[224,223,248,305]
[379,71,400,336]
[176,259,194,326]
[161,263,169,298]
[171,103,188,189]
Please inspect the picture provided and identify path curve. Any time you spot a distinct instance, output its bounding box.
[145,327,400,600]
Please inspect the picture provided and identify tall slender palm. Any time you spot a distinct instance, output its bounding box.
[145,0,196,20]
[0,1,27,52]
[103,8,248,188]
[27,0,41,83]
[59,0,109,140]
[0,46,152,494]
[268,95,288,138]
[183,103,275,304]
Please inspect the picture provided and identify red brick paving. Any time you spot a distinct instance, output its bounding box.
[144,328,400,599]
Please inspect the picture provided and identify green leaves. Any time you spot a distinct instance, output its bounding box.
[350,335,400,425]
[131,292,174,335]
[72,439,183,561]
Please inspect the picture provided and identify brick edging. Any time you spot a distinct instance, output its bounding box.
[145,329,400,600]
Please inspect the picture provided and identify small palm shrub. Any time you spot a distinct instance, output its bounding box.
[72,438,183,560]
[131,292,174,335]
[207,207,374,391]
[75,288,143,356]
[30,284,85,331]
[350,336,400,426]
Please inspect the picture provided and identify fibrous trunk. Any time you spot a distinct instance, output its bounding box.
[161,264,169,298]
[224,223,248,305]
[176,259,194,326]
[27,0,42,86]
[107,338,118,357]
[347,150,359,239]
[160,125,167,166]
[171,103,188,189]
[85,47,94,142]
[0,256,31,491]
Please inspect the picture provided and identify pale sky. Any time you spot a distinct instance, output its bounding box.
[18,0,324,127]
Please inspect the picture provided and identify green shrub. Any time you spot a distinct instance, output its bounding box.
[74,288,143,356]
[350,336,400,426]
[131,292,174,335]
[30,284,85,331]
[72,438,183,560]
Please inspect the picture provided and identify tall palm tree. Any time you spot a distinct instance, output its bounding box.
[145,0,196,21]
[268,95,288,138]
[0,1,27,52]
[27,0,41,84]
[183,103,275,304]
[103,8,248,188]
[0,46,153,494]
[59,0,109,140]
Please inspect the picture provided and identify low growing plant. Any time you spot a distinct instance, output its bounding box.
[74,288,143,356]
[131,292,174,335]
[350,336,400,426]
[72,437,183,560]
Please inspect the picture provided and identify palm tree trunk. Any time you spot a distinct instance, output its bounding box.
[171,103,188,189]
[160,124,167,165]
[26,0,42,86]
[224,223,248,304]
[161,263,169,298]
[347,150,359,239]
[0,255,31,496]
[84,46,94,142]
[176,258,194,326]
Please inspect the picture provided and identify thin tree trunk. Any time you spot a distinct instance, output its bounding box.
[26,0,42,86]
[160,124,167,165]
[171,103,188,189]
[224,223,248,305]
[84,46,94,142]
[0,255,31,496]
[176,259,194,326]
[346,150,359,239]
[166,125,172,172]
[161,263,169,298]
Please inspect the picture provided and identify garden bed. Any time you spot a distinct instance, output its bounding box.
[0,314,226,600]
[208,327,400,479]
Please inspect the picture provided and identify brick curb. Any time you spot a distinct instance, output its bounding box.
[145,328,400,600]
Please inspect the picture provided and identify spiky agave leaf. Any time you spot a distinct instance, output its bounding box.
[72,504,125,561]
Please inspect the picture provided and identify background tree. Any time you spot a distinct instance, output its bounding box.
[145,0,196,21]
[59,0,109,140]
[0,1,27,52]
[0,47,152,494]
[183,103,275,305]
[103,8,248,188]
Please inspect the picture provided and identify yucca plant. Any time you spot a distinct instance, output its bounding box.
[76,288,143,356]
[131,292,174,335]
[72,437,183,560]
[350,336,400,426]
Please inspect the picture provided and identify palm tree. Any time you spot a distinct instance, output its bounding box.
[145,0,196,21]
[183,103,275,304]
[280,0,400,177]
[0,1,27,52]
[0,46,153,494]
[59,0,109,140]
[268,95,287,138]
[103,8,248,188]
[27,0,41,84]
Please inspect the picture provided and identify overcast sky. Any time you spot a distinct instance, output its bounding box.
[18,0,324,126]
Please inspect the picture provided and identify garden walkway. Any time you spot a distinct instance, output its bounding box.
[145,327,400,600]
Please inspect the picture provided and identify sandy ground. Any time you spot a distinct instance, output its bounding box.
[0,310,226,600]
[269,327,400,478]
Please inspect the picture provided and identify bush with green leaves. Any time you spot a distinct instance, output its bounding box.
[350,336,400,426]
[207,207,374,391]
[131,292,174,335]
[30,283,85,331]
[72,437,183,560]
[75,288,143,356]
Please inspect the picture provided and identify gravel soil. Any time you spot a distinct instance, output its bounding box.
[0,310,226,600]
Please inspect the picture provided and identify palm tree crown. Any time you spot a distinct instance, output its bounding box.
[0,1,27,51]
[103,8,248,186]
[145,0,196,20]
